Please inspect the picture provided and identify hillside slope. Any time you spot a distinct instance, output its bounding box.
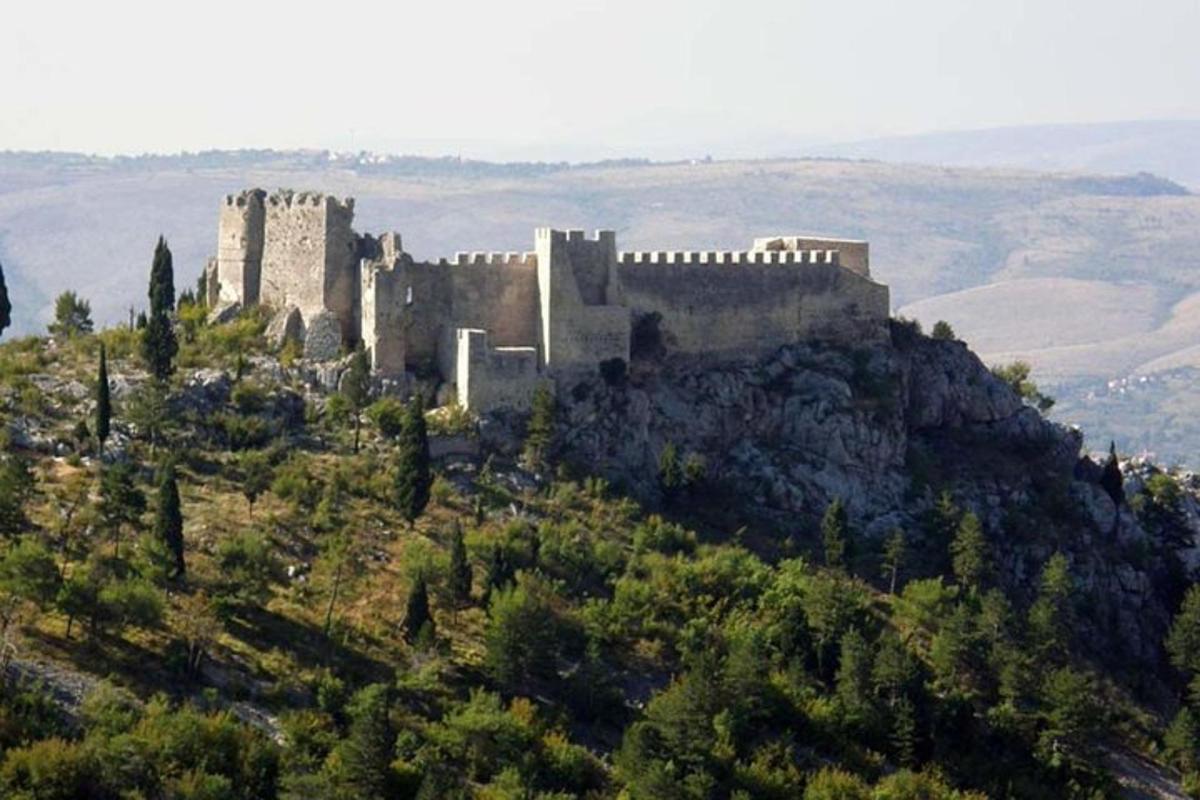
[1,307,1200,796]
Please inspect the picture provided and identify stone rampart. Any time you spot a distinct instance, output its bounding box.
[216,189,266,305]
[619,259,889,360]
[618,250,839,266]
[453,329,540,413]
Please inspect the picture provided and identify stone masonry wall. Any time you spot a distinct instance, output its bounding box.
[454,329,540,413]
[260,191,358,340]
[216,189,265,305]
[618,257,889,360]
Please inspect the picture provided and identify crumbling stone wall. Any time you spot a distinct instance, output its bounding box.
[260,191,358,340]
[216,189,265,305]
[212,188,892,413]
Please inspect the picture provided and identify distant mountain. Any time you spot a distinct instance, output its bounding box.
[812,119,1200,189]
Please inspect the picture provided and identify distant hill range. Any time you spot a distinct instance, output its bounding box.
[2,133,1199,461]
[810,119,1200,190]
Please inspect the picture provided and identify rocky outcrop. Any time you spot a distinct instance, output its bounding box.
[538,326,1193,671]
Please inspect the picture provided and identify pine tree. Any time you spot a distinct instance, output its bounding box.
[822,497,849,570]
[154,461,185,577]
[149,236,176,317]
[196,270,209,307]
[482,542,510,605]
[95,342,112,457]
[48,291,93,337]
[891,695,918,768]
[402,575,433,643]
[0,259,11,339]
[98,461,146,558]
[882,528,906,594]
[337,684,396,798]
[341,347,372,453]
[950,511,989,592]
[1028,551,1074,662]
[1165,707,1200,774]
[835,627,873,722]
[447,524,472,608]
[393,396,431,527]
[658,441,682,499]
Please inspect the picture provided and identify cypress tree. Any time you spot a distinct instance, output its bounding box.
[402,575,433,643]
[523,383,556,468]
[1100,441,1124,511]
[95,342,111,456]
[447,524,472,607]
[0,259,11,338]
[149,236,175,317]
[142,238,178,381]
[154,461,185,577]
[393,396,431,527]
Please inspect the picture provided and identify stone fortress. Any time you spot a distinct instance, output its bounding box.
[206,189,890,413]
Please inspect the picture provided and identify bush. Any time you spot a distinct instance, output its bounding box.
[365,397,406,439]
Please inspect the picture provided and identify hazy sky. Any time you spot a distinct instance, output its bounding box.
[4,0,1199,160]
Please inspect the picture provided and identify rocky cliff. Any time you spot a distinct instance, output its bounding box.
[544,320,1199,676]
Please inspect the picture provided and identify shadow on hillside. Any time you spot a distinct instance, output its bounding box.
[223,605,393,685]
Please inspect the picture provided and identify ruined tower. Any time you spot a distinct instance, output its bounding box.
[216,189,266,305]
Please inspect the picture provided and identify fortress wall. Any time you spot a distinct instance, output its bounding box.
[360,259,407,374]
[618,250,840,266]
[216,190,265,305]
[261,192,359,340]
[447,259,540,347]
[454,329,540,413]
[752,236,869,276]
[619,260,889,360]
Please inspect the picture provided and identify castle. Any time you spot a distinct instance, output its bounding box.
[206,189,890,412]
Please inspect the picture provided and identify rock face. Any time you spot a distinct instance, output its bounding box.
[542,323,1185,668]
[303,311,342,362]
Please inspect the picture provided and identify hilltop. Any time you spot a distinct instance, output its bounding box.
[0,289,1199,796]
[3,149,1200,460]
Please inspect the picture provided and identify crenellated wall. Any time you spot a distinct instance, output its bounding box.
[213,188,892,413]
[260,190,359,340]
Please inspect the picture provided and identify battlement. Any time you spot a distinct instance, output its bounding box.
[618,249,839,266]
[266,189,354,213]
[223,188,266,208]
[535,228,617,245]
[451,251,538,267]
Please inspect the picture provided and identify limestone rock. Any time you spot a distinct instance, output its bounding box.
[303,312,342,362]
[207,302,242,326]
[266,306,304,349]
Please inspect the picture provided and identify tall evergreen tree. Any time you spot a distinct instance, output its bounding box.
[149,236,175,317]
[95,342,111,456]
[98,461,146,558]
[393,396,431,527]
[142,237,178,382]
[949,511,989,592]
[882,528,906,595]
[402,575,433,643]
[822,497,849,570]
[447,523,472,608]
[0,259,11,338]
[341,347,372,453]
[141,306,178,382]
[154,461,185,577]
[523,383,556,468]
[337,684,396,798]
[482,542,510,605]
